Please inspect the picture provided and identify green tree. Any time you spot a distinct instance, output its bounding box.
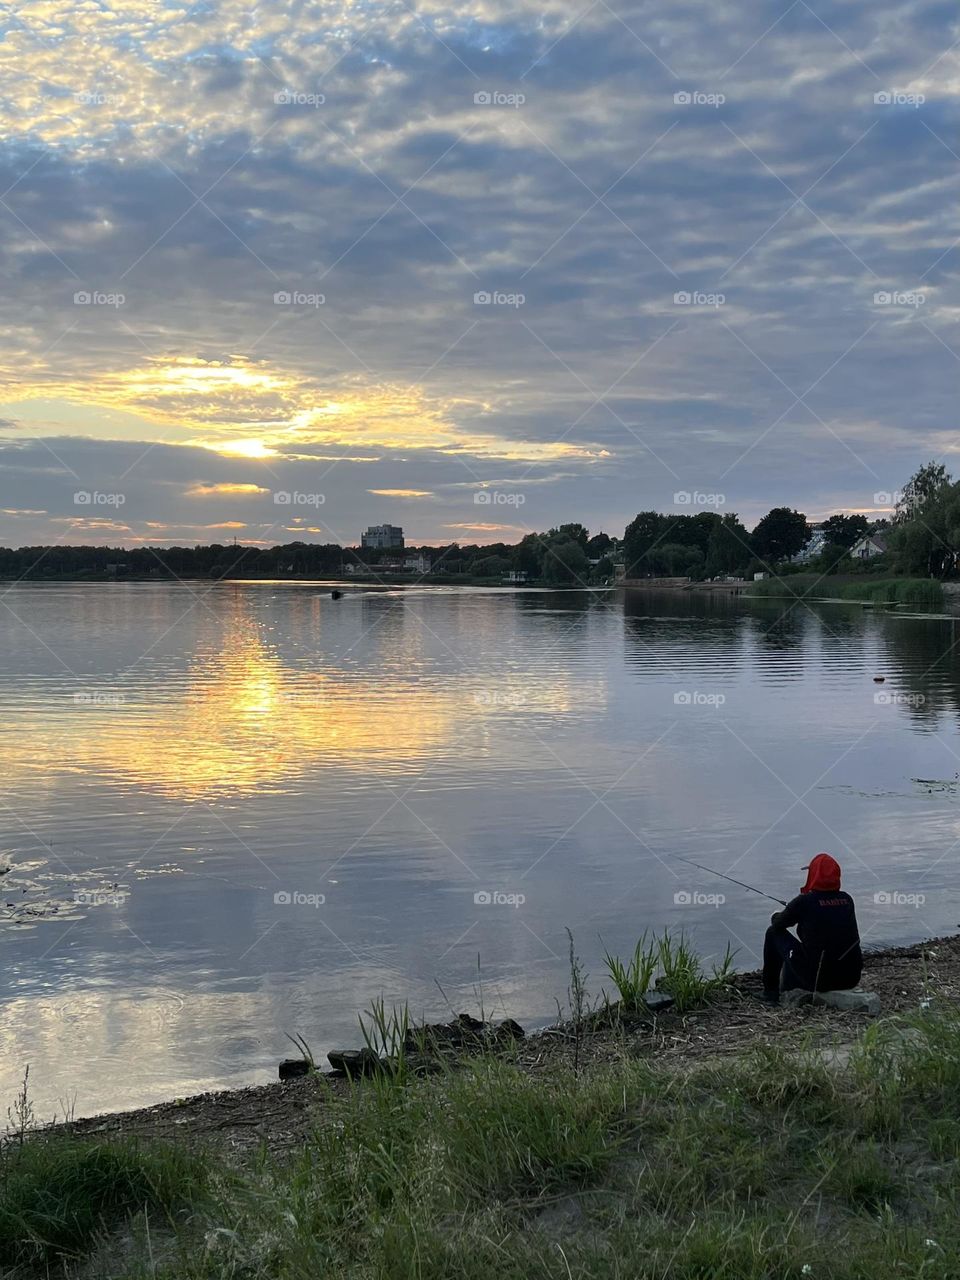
[705,513,751,577]
[821,513,869,548]
[587,532,613,557]
[622,512,665,577]
[751,508,810,563]
[552,523,590,549]
[895,462,951,524]
[890,482,960,578]
[541,538,589,584]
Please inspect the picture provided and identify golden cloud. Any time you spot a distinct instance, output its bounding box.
[186,483,270,497]
[6,357,608,468]
[446,522,528,534]
[367,488,433,498]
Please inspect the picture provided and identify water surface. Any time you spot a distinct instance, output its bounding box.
[1,582,959,1117]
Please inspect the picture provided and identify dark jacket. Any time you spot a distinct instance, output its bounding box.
[771,889,862,989]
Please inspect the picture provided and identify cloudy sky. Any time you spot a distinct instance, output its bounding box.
[0,0,956,548]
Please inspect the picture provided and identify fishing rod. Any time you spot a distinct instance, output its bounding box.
[672,854,786,906]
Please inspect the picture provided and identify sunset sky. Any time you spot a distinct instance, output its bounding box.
[0,0,956,548]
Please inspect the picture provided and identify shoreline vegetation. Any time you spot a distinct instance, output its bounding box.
[6,931,960,1278]
[744,575,945,609]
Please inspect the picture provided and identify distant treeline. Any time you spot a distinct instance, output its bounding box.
[0,525,617,584]
[4,463,950,583]
[622,508,884,580]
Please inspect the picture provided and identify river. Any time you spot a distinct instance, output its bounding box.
[1,581,957,1117]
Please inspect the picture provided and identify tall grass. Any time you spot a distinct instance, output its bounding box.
[655,932,736,1011]
[749,575,943,608]
[10,1009,960,1276]
[602,933,658,1009]
[0,1136,208,1269]
[12,986,960,1277]
[603,930,735,1012]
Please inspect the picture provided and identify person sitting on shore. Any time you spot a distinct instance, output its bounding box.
[760,852,862,1005]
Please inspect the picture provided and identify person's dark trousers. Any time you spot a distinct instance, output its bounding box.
[762,927,813,993]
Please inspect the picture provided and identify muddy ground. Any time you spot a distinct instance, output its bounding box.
[59,934,960,1157]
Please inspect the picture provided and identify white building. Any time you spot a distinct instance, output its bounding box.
[791,524,827,564]
[850,533,888,560]
[361,523,404,549]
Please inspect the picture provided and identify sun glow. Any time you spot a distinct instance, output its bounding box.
[214,439,276,459]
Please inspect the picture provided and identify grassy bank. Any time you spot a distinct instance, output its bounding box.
[748,575,944,608]
[7,1005,960,1276]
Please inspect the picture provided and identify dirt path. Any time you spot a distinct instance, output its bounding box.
[59,934,959,1157]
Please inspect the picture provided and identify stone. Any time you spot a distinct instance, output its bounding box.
[783,988,881,1015]
[327,1047,386,1078]
[643,991,675,1014]
[455,1012,487,1034]
[278,1058,311,1080]
[494,1018,525,1041]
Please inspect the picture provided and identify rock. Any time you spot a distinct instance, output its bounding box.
[455,1012,487,1034]
[494,1018,525,1041]
[643,991,675,1014]
[278,1058,311,1080]
[405,1054,444,1076]
[783,988,881,1015]
[327,1047,386,1078]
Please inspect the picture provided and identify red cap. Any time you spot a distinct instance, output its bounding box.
[801,852,841,893]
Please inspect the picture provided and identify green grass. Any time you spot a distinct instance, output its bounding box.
[10,1008,960,1277]
[0,1136,209,1270]
[748,575,944,608]
[603,930,735,1013]
[602,932,658,1009]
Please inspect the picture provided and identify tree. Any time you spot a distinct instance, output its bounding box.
[622,512,665,577]
[890,482,960,578]
[895,462,951,524]
[552,523,589,549]
[643,542,705,578]
[587,532,613,557]
[705,513,751,577]
[821,514,869,548]
[474,554,510,577]
[751,508,810,564]
[541,538,589,584]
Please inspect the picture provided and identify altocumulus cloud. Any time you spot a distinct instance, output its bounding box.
[0,0,957,545]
